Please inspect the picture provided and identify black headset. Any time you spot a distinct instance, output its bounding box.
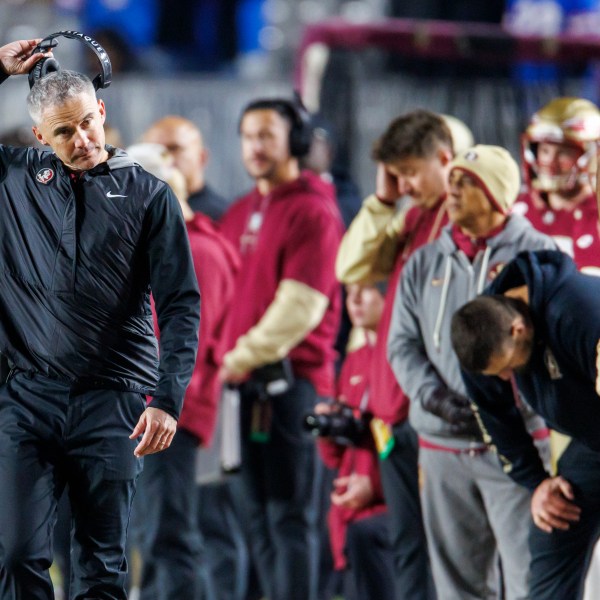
[287,92,313,158]
[28,30,112,91]
[240,92,314,158]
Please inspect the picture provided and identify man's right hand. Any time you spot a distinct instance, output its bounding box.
[375,162,401,204]
[130,406,178,457]
[0,39,49,77]
[531,476,581,533]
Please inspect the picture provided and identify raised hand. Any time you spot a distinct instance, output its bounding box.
[0,39,49,77]
[375,162,402,204]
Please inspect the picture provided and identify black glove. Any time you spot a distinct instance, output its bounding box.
[422,389,480,436]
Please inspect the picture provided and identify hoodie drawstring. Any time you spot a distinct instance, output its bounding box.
[476,246,492,294]
[433,255,453,351]
[433,245,492,351]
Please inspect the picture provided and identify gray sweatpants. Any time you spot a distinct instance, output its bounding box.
[419,447,533,600]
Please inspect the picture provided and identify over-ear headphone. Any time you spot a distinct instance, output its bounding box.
[28,30,112,91]
[287,91,313,158]
[239,92,314,158]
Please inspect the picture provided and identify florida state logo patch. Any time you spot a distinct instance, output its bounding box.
[36,168,55,184]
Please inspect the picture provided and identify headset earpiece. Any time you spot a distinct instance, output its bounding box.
[288,92,314,158]
[238,93,314,158]
[39,57,61,78]
[28,37,59,90]
[28,56,62,89]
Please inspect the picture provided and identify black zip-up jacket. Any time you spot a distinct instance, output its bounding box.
[0,142,200,419]
[462,250,600,490]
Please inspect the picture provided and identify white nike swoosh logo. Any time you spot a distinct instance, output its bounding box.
[106,191,127,198]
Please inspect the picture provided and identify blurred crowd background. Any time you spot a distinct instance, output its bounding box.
[2,0,600,202]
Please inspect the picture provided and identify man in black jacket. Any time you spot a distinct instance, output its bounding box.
[451,250,600,599]
[0,39,200,599]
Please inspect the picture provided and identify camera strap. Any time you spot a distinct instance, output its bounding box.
[359,386,394,458]
[371,418,395,459]
[250,396,272,444]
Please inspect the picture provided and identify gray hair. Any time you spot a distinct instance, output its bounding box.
[27,70,96,124]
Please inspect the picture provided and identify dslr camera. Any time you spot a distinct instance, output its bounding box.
[303,402,370,446]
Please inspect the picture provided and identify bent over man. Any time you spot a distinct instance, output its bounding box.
[452,249,600,599]
[0,40,200,599]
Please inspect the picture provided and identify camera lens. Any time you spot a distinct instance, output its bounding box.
[303,413,330,436]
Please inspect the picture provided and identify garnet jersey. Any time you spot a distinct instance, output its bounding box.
[513,191,600,276]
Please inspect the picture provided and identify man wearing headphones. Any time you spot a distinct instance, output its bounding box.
[218,97,343,600]
[0,39,200,599]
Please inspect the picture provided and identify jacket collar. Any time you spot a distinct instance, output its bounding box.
[436,214,534,256]
[52,145,136,177]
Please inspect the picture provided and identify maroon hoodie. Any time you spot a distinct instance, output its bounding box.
[219,170,343,397]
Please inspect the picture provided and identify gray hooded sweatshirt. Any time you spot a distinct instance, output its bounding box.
[387,214,555,450]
